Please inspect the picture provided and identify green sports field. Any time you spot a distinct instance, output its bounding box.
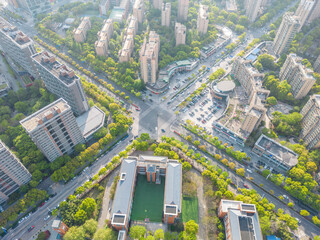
[181,196,199,223]
[130,175,165,222]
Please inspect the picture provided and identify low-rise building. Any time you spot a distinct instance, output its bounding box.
[175,22,186,46]
[218,200,263,240]
[197,4,209,34]
[252,134,298,171]
[73,17,91,43]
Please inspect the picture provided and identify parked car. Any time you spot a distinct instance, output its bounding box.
[27,225,35,232]
[243,184,249,189]
[246,169,253,174]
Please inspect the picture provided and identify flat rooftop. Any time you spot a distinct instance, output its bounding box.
[255,135,298,167]
[32,51,79,86]
[76,106,105,139]
[164,161,182,212]
[20,98,70,133]
[216,80,235,92]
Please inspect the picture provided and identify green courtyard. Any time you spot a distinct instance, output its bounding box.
[130,175,165,222]
[181,196,199,223]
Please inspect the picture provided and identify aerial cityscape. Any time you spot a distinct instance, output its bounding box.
[0,0,320,239]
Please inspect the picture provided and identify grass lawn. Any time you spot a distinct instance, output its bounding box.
[130,175,165,222]
[181,196,199,223]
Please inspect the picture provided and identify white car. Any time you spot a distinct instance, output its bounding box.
[283,195,289,200]
[246,169,253,174]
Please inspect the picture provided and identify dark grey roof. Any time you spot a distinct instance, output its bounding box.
[164,161,182,212]
[165,205,177,214]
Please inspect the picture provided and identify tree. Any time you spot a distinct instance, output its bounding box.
[64,226,86,240]
[266,96,277,106]
[154,229,164,240]
[186,135,192,142]
[79,198,96,217]
[129,225,146,239]
[74,209,88,225]
[182,162,192,172]
[300,209,310,217]
[193,140,200,146]
[93,228,117,240]
[236,168,245,177]
[313,216,320,226]
[185,220,198,236]
[82,219,98,237]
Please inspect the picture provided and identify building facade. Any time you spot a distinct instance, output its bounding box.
[314,54,320,73]
[73,17,91,43]
[175,22,186,46]
[241,106,266,134]
[153,0,163,9]
[177,0,189,22]
[14,0,51,17]
[300,95,320,149]
[280,53,315,99]
[0,140,31,204]
[245,0,263,22]
[32,52,89,116]
[140,31,160,84]
[119,35,134,63]
[197,4,209,34]
[20,98,85,162]
[52,220,69,236]
[306,0,320,23]
[0,17,38,78]
[161,3,171,27]
[95,19,114,57]
[133,0,144,23]
[295,0,315,29]
[272,12,300,56]
[99,0,110,16]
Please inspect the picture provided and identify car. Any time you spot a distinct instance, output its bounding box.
[246,169,253,174]
[161,129,166,133]
[243,184,249,189]
[296,218,301,224]
[283,195,289,200]
[202,120,206,124]
[28,225,35,232]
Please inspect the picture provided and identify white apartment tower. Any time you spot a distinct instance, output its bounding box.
[178,0,189,22]
[0,17,38,78]
[272,12,300,56]
[280,53,315,99]
[197,5,209,34]
[161,3,171,27]
[32,51,90,116]
[20,98,85,162]
[0,140,31,204]
[175,22,186,46]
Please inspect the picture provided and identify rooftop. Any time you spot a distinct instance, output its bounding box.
[164,161,182,211]
[216,80,236,93]
[255,135,298,167]
[52,220,61,228]
[76,106,105,139]
[20,98,70,133]
[32,51,79,85]
[0,17,32,46]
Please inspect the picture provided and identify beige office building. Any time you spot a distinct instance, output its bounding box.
[0,140,31,204]
[153,0,163,9]
[161,3,171,27]
[197,4,209,34]
[280,53,315,99]
[140,31,160,84]
[119,35,134,63]
[175,22,186,46]
[20,98,85,162]
[272,12,300,56]
[133,0,144,23]
[73,17,91,43]
[300,95,320,149]
[245,0,263,22]
[178,0,189,22]
[95,19,114,57]
[314,55,320,73]
[32,51,90,116]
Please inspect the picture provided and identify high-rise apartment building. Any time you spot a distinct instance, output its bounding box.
[0,17,38,78]
[133,0,144,23]
[197,5,209,34]
[73,17,91,43]
[280,53,315,99]
[152,0,163,9]
[95,19,114,57]
[295,0,315,29]
[99,0,111,16]
[32,51,90,116]
[0,140,31,204]
[272,12,300,56]
[161,3,171,27]
[177,0,189,22]
[126,16,138,37]
[314,55,320,73]
[241,106,266,134]
[20,98,85,162]
[244,0,263,22]
[306,0,320,23]
[175,22,186,46]
[12,0,51,17]
[140,31,160,85]
[300,95,320,149]
[119,35,134,63]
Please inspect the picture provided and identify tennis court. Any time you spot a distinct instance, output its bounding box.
[130,175,165,222]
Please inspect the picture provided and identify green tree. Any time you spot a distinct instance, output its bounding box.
[74,209,88,225]
[236,168,245,177]
[300,209,310,217]
[185,220,198,237]
[129,225,146,240]
[154,229,164,240]
[64,226,86,240]
[82,219,98,237]
[266,96,277,106]
[93,228,117,240]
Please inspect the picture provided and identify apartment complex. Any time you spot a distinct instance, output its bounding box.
[253,135,298,171]
[10,0,51,17]
[218,200,263,240]
[126,16,138,37]
[111,155,182,232]
[280,53,315,99]
[175,22,186,46]
[314,55,320,73]
[95,19,114,57]
[244,0,263,22]
[20,99,85,162]
[140,31,160,84]
[133,0,144,23]
[0,140,31,204]
[300,95,320,149]
[272,12,300,56]
[295,0,315,29]
[153,0,163,9]
[32,51,90,116]
[161,3,171,27]
[0,17,38,78]
[177,0,189,22]
[241,106,266,134]
[118,16,138,63]
[197,4,209,34]
[99,0,110,16]
[73,17,91,43]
